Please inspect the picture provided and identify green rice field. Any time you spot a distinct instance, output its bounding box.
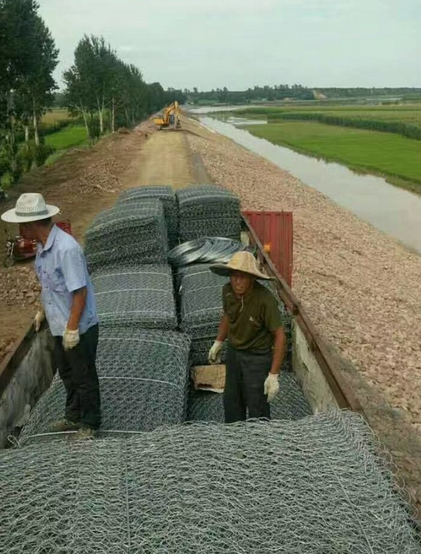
[246,121,421,192]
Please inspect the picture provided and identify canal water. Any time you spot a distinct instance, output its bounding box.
[191,110,421,254]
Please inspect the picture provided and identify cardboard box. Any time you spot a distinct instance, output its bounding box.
[192,365,226,393]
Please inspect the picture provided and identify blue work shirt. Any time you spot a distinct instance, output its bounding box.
[35,225,98,337]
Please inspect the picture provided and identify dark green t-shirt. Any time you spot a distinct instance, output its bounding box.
[222,282,283,351]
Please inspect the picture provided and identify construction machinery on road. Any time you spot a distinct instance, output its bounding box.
[153,101,181,130]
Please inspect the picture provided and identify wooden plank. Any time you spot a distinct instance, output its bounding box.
[243,216,364,415]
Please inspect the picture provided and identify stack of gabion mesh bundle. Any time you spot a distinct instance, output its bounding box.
[92,264,177,330]
[20,329,190,443]
[84,200,168,270]
[177,185,241,242]
[179,267,228,365]
[187,372,311,422]
[5,412,421,553]
[117,186,178,248]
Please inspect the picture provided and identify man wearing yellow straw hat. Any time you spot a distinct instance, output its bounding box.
[2,193,101,438]
[208,251,286,423]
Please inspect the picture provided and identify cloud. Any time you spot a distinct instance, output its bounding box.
[38,0,421,90]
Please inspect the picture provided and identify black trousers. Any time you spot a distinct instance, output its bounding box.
[223,345,272,423]
[54,324,101,429]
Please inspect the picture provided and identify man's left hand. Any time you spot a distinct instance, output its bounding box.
[63,328,80,350]
[264,373,280,402]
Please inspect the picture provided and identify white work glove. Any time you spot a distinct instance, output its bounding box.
[63,328,80,351]
[264,373,280,402]
[34,310,45,332]
[208,340,223,364]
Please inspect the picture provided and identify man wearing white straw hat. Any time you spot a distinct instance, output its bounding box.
[208,251,286,423]
[2,193,101,438]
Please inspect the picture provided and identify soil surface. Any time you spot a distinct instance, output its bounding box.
[0,114,419,518]
[135,130,196,188]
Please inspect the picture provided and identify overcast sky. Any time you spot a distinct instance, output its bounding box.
[38,0,421,91]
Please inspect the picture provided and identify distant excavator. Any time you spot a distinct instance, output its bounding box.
[153,101,181,130]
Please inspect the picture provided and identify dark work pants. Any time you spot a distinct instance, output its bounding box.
[54,324,101,429]
[224,345,272,423]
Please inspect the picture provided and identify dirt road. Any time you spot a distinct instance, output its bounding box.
[136,130,196,188]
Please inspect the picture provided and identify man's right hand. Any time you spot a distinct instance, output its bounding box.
[34,310,45,332]
[208,340,223,365]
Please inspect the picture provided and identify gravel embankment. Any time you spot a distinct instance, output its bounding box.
[188,131,421,434]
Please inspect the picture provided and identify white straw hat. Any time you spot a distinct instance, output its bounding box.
[210,251,271,280]
[1,193,60,223]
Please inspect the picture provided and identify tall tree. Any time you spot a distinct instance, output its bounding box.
[0,0,58,182]
[64,36,167,137]
[64,35,119,136]
[16,15,58,145]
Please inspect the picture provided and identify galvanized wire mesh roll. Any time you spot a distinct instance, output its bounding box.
[85,200,168,271]
[3,412,420,553]
[168,237,247,267]
[187,372,311,422]
[92,264,177,330]
[117,186,178,248]
[20,329,191,442]
[177,185,241,242]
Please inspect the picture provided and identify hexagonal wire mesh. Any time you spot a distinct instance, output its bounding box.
[20,329,191,443]
[177,185,241,242]
[117,186,179,248]
[85,200,168,271]
[91,264,177,330]
[3,412,420,554]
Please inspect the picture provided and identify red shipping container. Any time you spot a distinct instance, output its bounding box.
[243,211,293,287]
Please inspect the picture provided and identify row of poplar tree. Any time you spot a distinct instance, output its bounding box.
[63,35,175,139]
[0,0,178,185]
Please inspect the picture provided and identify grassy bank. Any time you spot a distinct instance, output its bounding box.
[246,121,421,193]
[45,125,88,150]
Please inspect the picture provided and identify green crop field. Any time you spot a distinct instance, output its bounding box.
[237,105,421,140]
[246,121,421,192]
[45,125,87,150]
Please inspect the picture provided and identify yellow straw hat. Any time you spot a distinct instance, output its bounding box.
[210,251,271,280]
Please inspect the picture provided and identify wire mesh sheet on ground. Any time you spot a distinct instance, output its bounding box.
[187,371,311,422]
[117,185,178,248]
[177,184,241,242]
[178,265,292,368]
[168,237,248,267]
[84,200,168,270]
[20,329,191,442]
[92,265,177,329]
[3,412,421,554]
